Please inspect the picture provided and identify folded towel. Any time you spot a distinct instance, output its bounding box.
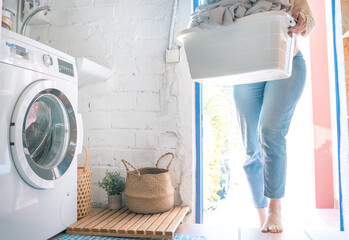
[190,0,292,28]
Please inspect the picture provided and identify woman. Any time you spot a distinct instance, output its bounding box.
[233,0,315,234]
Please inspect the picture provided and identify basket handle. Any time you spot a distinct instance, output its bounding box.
[82,146,89,172]
[121,159,141,176]
[156,152,174,170]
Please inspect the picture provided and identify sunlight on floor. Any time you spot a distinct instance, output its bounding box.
[204,180,340,231]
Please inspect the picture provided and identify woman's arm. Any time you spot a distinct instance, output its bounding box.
[290,0,315,37]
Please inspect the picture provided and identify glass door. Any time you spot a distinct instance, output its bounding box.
[10,81,77,189]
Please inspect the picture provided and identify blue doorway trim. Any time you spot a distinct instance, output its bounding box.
[195,82,203,224]
[193,0,203,224]
[193,0,199,10]
[331,0,344,231]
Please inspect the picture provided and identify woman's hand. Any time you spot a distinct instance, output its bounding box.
[290,12,307,35]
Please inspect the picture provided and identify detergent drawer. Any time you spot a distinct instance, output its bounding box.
[178,11,295,85]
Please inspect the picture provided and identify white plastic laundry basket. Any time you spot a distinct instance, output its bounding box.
[178,11,296,85]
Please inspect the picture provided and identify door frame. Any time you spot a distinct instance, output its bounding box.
[193,0,346,229]
[331,0,346,231]
[193,0,203,225]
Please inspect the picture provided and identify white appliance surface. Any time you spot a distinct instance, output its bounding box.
[0,28,80,240]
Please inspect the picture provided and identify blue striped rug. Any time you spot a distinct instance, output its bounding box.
[57,234,206,240]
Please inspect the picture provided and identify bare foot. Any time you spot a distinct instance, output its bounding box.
[257,208,267,227]
[261,199,283,233]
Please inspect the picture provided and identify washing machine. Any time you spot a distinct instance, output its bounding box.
[0,28,82,240]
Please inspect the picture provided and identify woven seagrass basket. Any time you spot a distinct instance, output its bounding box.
[77,146,92,220]
[121,153,175,214]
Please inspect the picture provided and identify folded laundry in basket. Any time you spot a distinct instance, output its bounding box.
[190,0,291,28]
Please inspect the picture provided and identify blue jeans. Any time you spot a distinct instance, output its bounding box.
[232,51,306,208]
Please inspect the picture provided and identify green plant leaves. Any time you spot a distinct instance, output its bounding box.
[98,170,126,196]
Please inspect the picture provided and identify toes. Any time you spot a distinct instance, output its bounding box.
[269,226,277,233]
[274,226,283,233]
[261,225,269,233]
[269,225,283,233]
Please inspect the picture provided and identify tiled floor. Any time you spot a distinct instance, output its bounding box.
[176,225,349,240]
[315,209,341,230]
[204,181,342,233]
[240,228,311,240]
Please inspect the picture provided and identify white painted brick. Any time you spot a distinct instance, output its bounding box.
[48,8,72,26]
[68,41,97,58]
[128,39,167,58]
[108,18,139,41]
[28,25,49,44]
[78,84,107,113]
[111,111,157,129]
[136,57,166,75]
[83,112,111,129]
[140,0,169,4]
[77,147,112,166]
[91,185,108,206]
[157,115,178,132]
[79,80,114,108]
[52,0,94,9]
[135,20,169,40]
[112,57,138,76]
[68,36,113,59]
[90,166,126,183]
[70,6,115,24]
[89,129,136,147]
[109,44,133,60]
[48,25,90,42]
[136,92,160,112]
[94,0,116,7]
[114,3,167,20]
[46,41,69,53]
[90,24,117,45]
[112,149,157,169]
[159,131,178,149]
[90,92,137,111]
[135,131,159,149]
[116,74,161,92]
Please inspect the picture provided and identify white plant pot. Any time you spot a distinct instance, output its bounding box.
[108,194,122,210]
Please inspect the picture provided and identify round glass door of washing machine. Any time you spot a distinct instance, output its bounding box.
[10,80,77,189]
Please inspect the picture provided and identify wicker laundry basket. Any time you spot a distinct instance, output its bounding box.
[77,146,92,220]
[121,153,175,214]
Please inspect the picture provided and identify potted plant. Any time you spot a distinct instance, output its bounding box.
[98,170,126,210]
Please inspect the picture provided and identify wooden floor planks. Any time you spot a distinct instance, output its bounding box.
[66,206,190,239]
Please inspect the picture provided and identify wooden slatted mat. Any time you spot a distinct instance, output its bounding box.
[66,206,190,239]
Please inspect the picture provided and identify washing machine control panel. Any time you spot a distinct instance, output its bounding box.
[43,54,53,67]
[0,29,77,81]
[57,58,75,77]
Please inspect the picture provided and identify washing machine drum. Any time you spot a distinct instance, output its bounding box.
[10,80,77,189]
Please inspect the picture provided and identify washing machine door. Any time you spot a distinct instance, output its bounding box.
[10,80,77,189]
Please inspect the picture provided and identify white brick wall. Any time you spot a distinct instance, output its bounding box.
[30,0,195,222]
